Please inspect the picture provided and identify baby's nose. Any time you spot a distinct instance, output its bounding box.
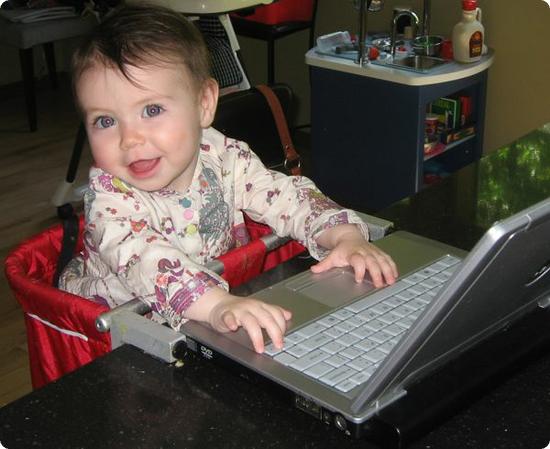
[120,124,145,150]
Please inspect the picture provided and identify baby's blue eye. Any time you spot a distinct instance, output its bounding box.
[143,104,164,118]
[94,116,116,129]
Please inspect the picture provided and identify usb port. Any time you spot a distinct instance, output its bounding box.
[294,395,322,419]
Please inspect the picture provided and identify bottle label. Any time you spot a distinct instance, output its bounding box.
[469,31,483,58]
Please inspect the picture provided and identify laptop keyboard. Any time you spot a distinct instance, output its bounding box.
[264,255,462,394]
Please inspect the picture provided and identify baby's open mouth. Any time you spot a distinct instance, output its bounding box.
[129,158,160,176]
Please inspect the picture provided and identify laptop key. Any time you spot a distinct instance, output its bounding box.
[384,296,406,308]
[430,261,451,272]
[302,333,333,351]
[349,368,375,385]
[370,302,394,315]
[340,346,363,360]
[384,323,406,336]
[345,315,367,327]
[334,321,356,334]
[317,315,341,327]
[421,277,443,289]
[407,298,428,310]
[358,309,382,321]
[323,326,347,339]
[295,322,327,338]
[325,354,348,368]
[402,272,428,283]
[408,283,431,295]
[354,338,378,352]
[393,304,416,316]
[346,356,372,371]
[304,361,334,379]
[395,316,417,329]
[337,333,361,347]
[285,332,305,345]
[332,309,355,320]
[319,366,357,387]
[349,326,373,339]
[335,379,358,393]
[368,330,394,344]
[322,340,347,354]
[396,289,419,301]
[440,255,461,267]
[264,344,283,356]
[273,352,297,366]
[363,319,386,332]
[286,344,312,358]
[378,311,402,324]
[290,349,330,371]
[363,349,386,364]
[378,340,397,354]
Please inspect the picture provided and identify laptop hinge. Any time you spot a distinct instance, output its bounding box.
[373,388,408,414]
[110,310,187,363]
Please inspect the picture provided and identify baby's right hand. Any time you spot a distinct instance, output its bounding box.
[208,294,292,353]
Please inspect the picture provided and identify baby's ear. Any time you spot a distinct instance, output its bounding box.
[199,78,219,128]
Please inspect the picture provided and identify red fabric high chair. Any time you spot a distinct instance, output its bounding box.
[5,215,305,389]
[8,83,306,389]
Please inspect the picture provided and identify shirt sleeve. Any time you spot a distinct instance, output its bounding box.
[230,142,370,260]
[84,171,226,330]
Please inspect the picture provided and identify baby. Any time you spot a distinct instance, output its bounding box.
[61,4,397,353]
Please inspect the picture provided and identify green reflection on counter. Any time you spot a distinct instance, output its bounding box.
[476,124,550,227]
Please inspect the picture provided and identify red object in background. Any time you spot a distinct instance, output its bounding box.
[462,0,478,11]
[368,46,380,60]
[441,39,454,59]
[459,95,473,126]
[235,0,315,25]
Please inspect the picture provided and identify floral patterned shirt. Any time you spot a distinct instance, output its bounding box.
[60,127,369,330]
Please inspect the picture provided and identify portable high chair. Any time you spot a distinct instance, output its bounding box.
[5,214,306,389]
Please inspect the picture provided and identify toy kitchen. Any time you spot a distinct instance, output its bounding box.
[306,0,494,212]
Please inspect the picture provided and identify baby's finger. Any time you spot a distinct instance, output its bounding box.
[240,313,266,353]
[256,307,286,350]
[220,310,239,332]
[262,304,291,333]
[379,255,398,284]
[363,255,386,288]
[310,254,337,274]
[348,253,368,283]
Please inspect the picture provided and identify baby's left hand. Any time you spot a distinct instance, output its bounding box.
[312,225,398,288]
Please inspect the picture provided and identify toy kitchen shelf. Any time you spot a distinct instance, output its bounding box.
[305,47,494,212]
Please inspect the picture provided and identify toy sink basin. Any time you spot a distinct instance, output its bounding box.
[381,55,449,73]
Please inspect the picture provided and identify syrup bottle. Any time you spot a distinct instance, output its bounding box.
[452,0,484,63]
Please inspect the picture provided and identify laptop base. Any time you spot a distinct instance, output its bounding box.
[367,306,550,448]
[187,306,550,448]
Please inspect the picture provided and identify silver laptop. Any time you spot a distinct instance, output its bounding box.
[180,197,550,436]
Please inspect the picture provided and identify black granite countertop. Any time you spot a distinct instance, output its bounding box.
[2,125,550,449]
[2,334,550,449]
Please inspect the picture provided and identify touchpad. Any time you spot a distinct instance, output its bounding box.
[286,268,375,308]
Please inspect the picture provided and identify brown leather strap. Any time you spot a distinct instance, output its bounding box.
[255,84,302,176]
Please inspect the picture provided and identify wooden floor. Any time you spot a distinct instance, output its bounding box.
[0,77,93,406]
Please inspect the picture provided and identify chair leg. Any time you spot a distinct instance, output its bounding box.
[18,48,37,132]
[267,38,275,85]
[43,42,58,90]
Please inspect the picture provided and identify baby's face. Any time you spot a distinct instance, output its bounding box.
[76,62,218,192]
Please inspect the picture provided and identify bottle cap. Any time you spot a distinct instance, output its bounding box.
[462,0,477,11]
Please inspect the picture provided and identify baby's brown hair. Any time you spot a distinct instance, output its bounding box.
[72,4,212,98]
